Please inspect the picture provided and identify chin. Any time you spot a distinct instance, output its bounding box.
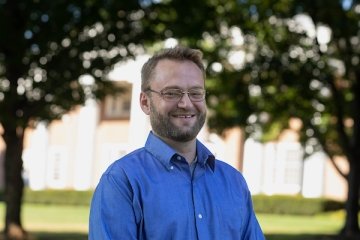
[171,136,196,142]
[171,131,198,142]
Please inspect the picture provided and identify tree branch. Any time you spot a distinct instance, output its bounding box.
[328,76,353,161]
[310,122,347,179]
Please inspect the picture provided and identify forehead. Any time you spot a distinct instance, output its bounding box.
[151,59,204,88]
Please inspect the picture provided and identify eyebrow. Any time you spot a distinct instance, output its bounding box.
[161,86,205,90]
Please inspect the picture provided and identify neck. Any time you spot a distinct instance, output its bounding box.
[156,134,197,164]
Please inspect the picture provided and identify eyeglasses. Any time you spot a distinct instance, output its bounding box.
[146,88,206,102]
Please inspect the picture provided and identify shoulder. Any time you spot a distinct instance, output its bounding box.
[214,159,249,188]
[95,147,151,192]
[215,159,241,174]
[104,147,148,176]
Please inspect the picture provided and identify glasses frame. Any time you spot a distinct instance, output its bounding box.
[146,88,206,102]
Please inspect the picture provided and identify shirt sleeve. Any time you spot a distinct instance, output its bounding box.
[89,169,140,240]
[242,188,266,240]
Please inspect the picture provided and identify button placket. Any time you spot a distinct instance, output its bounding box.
[192,180,206,240]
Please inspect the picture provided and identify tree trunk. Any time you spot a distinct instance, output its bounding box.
[2,126,27,240]
[341,159,360,238]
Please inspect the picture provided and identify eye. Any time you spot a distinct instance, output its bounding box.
[189,91,203,96]
[189,90,205,99]
[162,90,182,99]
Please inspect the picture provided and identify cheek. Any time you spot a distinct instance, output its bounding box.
[150,99,171,114]
[195,102,207,113]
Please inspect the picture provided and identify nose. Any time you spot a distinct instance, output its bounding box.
[177,92,192,108]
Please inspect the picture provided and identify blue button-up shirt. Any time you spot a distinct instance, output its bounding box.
[89,132,265,240]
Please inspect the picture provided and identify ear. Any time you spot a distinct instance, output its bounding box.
[140,92,151,115]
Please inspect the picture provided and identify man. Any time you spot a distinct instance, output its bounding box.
[89,46,265,239]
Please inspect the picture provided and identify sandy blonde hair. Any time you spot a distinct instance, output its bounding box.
[141,46,206,91]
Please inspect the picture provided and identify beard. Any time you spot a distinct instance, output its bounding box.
[149,100,206,142]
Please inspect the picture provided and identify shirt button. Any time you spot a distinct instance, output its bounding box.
[177,156,181,160]
[170,166,174,170]
[198,214,203,219]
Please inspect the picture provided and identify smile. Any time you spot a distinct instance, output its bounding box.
[173,114,195,118]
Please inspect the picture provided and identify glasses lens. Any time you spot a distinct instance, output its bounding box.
[189,90,205,101]
[160,89,206,102]
[162,89,183,101]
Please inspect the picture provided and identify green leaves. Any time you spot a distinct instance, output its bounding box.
[184,0,360,159]
[0,0,149,127]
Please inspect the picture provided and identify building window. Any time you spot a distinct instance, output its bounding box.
[101,82,132,120]
[275,142,304,194]
[47,146,68,189]
[283,148,303,185]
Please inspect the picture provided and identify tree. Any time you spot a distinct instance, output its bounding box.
[0,0,161,238]
[142,0,359,237]
[1,0,359,238]
[151,0,360,238]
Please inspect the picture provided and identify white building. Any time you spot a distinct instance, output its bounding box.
[0,57,347,200]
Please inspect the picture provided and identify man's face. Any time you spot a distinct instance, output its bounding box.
[142,59,206,142]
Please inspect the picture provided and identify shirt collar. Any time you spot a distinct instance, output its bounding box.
[195,139,215,171]
[145,132,215,171]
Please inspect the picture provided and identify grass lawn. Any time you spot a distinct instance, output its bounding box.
[0,203,89,240]
[22,204,89,234]
[258,211,344,240]
[0,203,348,240]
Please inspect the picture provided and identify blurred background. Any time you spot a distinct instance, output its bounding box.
[0,0,359,239]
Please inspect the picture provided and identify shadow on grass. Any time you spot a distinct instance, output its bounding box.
[29,232,87,240]
[265,234,353,240]
[27,232,353,240]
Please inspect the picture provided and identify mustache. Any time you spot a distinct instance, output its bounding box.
[170,111,197,115]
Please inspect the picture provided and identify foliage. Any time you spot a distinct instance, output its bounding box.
[0,0,154,127]
[0,189,93,206]
[1,0,359,237]
[144,0,360,235]
[22,189,93,206]
[200,0,360,158]
[252,194,344,215]
[0,0,165,237]
[3,189,345,215]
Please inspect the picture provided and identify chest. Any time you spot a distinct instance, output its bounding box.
[132,168,246,239]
